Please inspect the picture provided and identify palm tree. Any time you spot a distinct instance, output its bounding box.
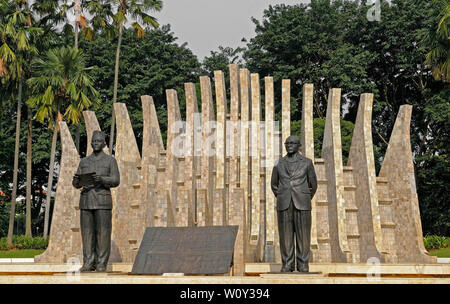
[108,0,162,153]
[425,2,450,82]
[84,0,115,39]
[33,0,87,152]
[27,46,100,239]
[0,0,43,242]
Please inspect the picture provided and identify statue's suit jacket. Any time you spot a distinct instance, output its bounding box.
[73,151,120,210]
[271,153,318,211]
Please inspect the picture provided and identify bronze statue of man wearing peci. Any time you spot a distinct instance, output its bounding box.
[271,135,317,272]
[72,131,120,272]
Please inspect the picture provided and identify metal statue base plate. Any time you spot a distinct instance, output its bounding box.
[131,226,238,275]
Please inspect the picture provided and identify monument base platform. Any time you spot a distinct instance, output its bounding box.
[0,262,449,284]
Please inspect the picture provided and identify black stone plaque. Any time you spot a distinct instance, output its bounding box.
[131,226,238,275]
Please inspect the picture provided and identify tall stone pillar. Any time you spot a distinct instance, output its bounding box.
[249,73,261,243]
[112,102,143,262]
[166,89,186,227]
[322,89,351,262]
[379,105,436,263]
[239,68,251,262]
[199,76,216,226]
[34,122,81,263]
[183,83,199,226]
[229,64,241,189]
[214,71,227,226]
[281,79,291,156]
[264,76,276,262]
[300,84,319,252]
[347,94,386,262]
[141,95,164,228]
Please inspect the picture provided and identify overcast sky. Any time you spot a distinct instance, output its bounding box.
[152,0,310,60]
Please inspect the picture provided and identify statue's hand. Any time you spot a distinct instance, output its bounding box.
[93,174,103,184]
[73,174,80,183]
[72,174,82,188]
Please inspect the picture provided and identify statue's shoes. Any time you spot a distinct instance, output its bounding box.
[79,265,96,272]
[280,267,294,272]
[96,265,107,272]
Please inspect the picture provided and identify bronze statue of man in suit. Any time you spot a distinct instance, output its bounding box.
[72,131,120,272]
[271,135,317,272]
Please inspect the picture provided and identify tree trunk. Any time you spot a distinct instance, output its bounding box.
[25,106,32,237]
[7,79,23,244]
[74,0,81,154]
[75,124,80,155]
[74,25,79,50]
[74,0,80,49]
[109,21,124,154]
[43,110,62,239]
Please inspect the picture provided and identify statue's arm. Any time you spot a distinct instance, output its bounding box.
[307,159,318,198]
[270,165,279,197]
[72,163,82,189]
[100,158,120,188]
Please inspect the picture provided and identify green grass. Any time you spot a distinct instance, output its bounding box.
[428,246,450,258]
[0,249,45,258]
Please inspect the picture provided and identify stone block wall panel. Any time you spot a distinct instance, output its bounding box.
[35,122,81,263]
[378,105,436,263]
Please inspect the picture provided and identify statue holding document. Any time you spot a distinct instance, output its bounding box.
[72,131,120,272]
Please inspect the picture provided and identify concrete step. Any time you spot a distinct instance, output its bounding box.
[244,263,450,276]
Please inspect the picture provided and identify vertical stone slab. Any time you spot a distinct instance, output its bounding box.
[322,88,351,262]
[213,71,228,226]
[239,68,251,261]
[264,77,276,262]
[184,83,199,226]
[250,73,261,248]
[214,71,227,227]
[229,64,240,188]
[200,76,216,226]
[281,79,291,156]
[141,95,163,228]
[114,103,141,164]
[166,89,185,227]
[300,84,315,159]
[301,84,319,251]
[312,158,332,262]
[214,70,227,189]
[35,122,81,263]
[229,188,245,275]
[376,177,397,262]
[379,105,436,263]
[112,102,143,262]
[142,95,164,162]
[347,94,386,262]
